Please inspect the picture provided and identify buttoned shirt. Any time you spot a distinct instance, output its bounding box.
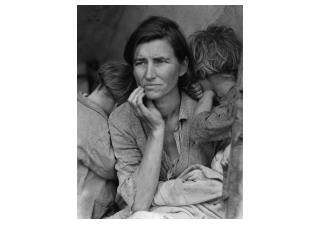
[77,93,117,218]
[109,92,218,210]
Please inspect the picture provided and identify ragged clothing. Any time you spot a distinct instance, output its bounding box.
[153,164,223,206]
[188,82,243,218]
[190,85,242,144]
[77,93,118,218]
[108,92,222,212]
[128,164,225,219]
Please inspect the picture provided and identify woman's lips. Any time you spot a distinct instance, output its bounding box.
[144,84,160,89]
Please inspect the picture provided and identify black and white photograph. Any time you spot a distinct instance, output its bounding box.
[77,5,243,219]
[3,0,320,238]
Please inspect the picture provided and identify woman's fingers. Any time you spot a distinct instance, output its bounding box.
[128,86,143,103]
[135,94,146,118]
[136,94,158,127]
[131,87,142,103]
[136,90,147,117]
[129,89,164,129]
[181,172,192,181]
[128,87,144,117]
[128,86,148,118]
[128,87,137,103]
[181,169,205,182]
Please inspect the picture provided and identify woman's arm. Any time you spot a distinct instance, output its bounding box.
[133,126,164,211]
[127,87,165,211]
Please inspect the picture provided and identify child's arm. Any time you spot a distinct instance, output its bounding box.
[190,84,235,144]
[183,82,203,100]
[193,90,215,116]
[190,103,234,144]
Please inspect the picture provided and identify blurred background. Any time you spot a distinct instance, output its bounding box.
[77,5,243,94]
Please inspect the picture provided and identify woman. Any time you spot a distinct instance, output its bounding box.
[108,16,220,216]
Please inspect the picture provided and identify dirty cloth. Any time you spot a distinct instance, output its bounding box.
[149,164,224,218]
[190,85,241,143]
[77,93,117,218]
[111,164,224,219]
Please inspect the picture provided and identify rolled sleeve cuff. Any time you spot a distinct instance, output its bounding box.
[117,170,139,213]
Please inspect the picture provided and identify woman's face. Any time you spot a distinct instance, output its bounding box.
[133,39,187,100]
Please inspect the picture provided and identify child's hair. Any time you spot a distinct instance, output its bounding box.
[189,25,242,80]
[97,62,136,105]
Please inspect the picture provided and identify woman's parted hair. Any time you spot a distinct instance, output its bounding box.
[123,16,195,89]
[97,62,136,105]
[189,25,242,80]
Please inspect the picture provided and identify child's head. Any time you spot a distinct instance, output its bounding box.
[189,25,241,80]
[97,62,136,105]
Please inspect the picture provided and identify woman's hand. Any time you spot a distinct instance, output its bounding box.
[128,86,165,132]
[180,169,207,182]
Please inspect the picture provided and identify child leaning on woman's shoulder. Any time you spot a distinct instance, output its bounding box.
[187,25,243,174]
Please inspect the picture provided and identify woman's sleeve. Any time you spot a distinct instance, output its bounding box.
[108,118,142,211]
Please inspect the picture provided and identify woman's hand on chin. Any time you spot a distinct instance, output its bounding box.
[128,86,165,132]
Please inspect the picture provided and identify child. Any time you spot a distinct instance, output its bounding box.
[77,62,136,218]
[188,25,243,174]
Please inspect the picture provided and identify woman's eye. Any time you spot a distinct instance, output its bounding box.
[154,59,166,64]
[134,61,144,66]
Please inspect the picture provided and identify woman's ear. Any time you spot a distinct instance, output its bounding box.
[179,57,188,76]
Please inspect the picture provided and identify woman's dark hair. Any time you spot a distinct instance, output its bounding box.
[97,62,136,105]
[123,16,195,89]
[189,25,242,80]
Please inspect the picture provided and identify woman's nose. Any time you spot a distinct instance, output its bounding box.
[145,63,155,80]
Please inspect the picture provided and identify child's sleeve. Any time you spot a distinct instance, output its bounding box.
[190,95,235,143]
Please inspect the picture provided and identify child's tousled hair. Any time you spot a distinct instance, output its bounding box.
[189,25,242,80]
[97,62,136,105]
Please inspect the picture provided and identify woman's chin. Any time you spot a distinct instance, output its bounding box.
[145,92,162,100]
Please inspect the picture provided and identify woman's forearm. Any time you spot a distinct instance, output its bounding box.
[132,127,164,212]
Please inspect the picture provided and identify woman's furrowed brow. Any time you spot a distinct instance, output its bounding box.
[134,56,170,62]
[153,57,170,61]
[134,57,145,61]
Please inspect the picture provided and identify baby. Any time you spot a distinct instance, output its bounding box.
[188,25,243,173]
